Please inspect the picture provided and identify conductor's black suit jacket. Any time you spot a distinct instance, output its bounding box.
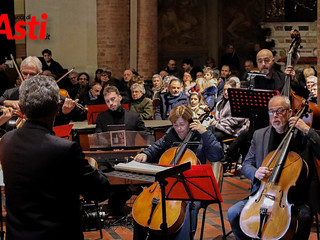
[0,120,110,240]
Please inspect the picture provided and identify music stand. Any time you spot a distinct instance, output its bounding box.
[86,104,108,125]
[163,164,224,240]
[86,104,130,125]
[53,124,74,139]
[228,88,279,131]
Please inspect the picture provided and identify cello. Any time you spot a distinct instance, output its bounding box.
[239,104,309,239]
[132,119,201,236]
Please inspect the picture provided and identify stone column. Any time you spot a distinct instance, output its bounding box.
[136,0,158,79]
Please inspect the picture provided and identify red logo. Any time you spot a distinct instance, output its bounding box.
[0,13,47,40]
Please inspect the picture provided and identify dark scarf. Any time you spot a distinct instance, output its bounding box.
[132,95,145,105]
[166,92,183,113]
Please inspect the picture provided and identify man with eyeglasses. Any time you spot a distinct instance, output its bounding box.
[0,56,77,126]
[228,95,320,240]
[252,49,295,93]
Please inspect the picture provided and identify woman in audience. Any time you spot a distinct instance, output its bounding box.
[151,74,162,100]
[208,79,248,143]
[93,68,103,84]
[182,72,196,96]
[130,83,153,120]
[196,77,217,110]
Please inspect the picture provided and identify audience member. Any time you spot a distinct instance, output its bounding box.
[159,70,169,79]
[93,68,103,84]
[76,72,90,100]
[188,89,207,119]
[204,57,217,69]
[64,72,80,100]
[240,60,254,82]
[163,58,181,78]
[151,74,162,106]
[182,58,202,80]
[130,83,153,120]
[203,67,218,87]
[208,79,248,142]
[182,71,196,96]
[118,69,135,104]
[40,49,64,78]
[220,44,240,71]
[155,78,188,120]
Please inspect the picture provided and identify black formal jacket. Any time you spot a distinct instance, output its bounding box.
[0,121,110,240]
[95,106,146,132]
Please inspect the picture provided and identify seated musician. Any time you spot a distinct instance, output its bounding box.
[0,75,111,240]
[0,56,77,126]
[134,105,223,240]
[95,85,146,216]
[228,95,320,240]
[95,85,146,132]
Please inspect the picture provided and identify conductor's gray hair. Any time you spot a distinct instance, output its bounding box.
[19,75,59,119]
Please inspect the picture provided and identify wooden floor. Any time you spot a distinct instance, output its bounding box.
[83,172,320,240]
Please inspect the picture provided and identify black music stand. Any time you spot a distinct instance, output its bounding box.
[162,164,224,240]
[228,88,279,131]
[154,162,192,240]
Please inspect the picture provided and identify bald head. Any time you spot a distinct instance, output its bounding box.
[256,49,275,78]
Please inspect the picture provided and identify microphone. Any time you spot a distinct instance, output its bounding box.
[247,72,267,77]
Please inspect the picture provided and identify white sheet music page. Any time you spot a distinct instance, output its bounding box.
[114,161,170,175]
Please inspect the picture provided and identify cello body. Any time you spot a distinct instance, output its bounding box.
[240,150,303,240]
[132,147,200,235]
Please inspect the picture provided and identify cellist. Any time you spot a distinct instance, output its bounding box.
[228,95,320,240]
[134,105,223,240]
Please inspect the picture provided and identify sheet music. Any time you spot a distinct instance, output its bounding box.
[114,161,169,175]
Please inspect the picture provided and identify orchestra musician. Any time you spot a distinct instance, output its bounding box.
[134,105,223,239]
[95,85,146,216]
[0,75,111,240]
[228,95,320,240]
[0,56,77,126]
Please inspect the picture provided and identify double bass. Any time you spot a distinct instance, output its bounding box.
[282,29,320,131]
[239,105,308,239]
[132,119,201,236]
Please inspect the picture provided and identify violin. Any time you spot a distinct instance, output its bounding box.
[56,68,87,113]
[132,119,201,235]
[239,105,308,239]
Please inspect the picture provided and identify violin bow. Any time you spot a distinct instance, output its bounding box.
[56,67,74,83]
[10,54,24,82]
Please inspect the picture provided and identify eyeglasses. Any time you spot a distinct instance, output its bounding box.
[79,78,87,80]
[257,58,271,64]
[268,108,289,116]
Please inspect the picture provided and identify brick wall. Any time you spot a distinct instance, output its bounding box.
[97,0,158,80]
[97,0,130,80]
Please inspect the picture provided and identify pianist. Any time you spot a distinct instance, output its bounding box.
[95,85,146,216]
[134,105,223,240]
[95,85,146,132]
